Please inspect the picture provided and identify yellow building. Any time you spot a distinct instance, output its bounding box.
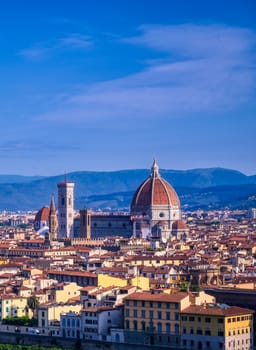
[37,301,82,333]
[45,282,81,303]
[180,304,254,350]
[0,295,28,320]
[124,291,190,347]
[97,274,127,288]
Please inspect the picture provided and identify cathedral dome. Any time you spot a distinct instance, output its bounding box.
[35,206,50,222]
[131,160,180,212]
[34,206,50,231]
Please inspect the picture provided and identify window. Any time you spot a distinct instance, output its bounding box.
[218,318,224,324]
[150,311,154,319]
[158,302,162,308]
[205,317,211,323]
[196,329,202,335]
[125,309,129,317]
[134,300,137,306]
[141,310,146,318]
[133,320,138,330]
[175,312,179,321]
[157,322,162,333]
[141,301,145,307]
[166,323,171,333]
[218,330,224,336]
[175,324,179,334]
[183,328,186,334]
[134,309,137,318]
[189,316,195,322]
[205,330,211,335]
[141,321,145,331]
[158,311,162,320]
[166,312,170,320]
[125,320,130,329]
[198,316,201,322]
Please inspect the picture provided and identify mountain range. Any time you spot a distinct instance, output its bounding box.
[0,167,255,211]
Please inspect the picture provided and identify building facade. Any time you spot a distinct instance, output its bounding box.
[123,291,190,347]
[180,304,254,350]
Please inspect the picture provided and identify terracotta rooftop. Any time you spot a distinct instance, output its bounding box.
[181,304,254,316]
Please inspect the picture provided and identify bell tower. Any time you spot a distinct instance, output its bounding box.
[49,196,58,241]
[57,180,75,239]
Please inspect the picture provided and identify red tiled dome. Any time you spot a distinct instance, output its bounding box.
[172,220,188,230]
[131,160,180,211]
[35,206,50,222]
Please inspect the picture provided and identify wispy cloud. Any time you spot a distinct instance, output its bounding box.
[36,24,256,122]
[0,139,79,156]
[19,33,92,60]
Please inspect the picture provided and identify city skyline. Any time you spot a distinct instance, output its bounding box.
[0,0,256,176]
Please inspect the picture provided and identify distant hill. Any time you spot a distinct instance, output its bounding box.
[0,168,255,211]
[0,175,44,184]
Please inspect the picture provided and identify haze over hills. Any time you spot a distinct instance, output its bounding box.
[0,167,255,211]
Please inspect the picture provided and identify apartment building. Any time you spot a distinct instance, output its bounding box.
[180,304,254,350]
[123,291,190,347]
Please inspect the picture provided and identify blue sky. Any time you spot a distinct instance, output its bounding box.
[0,0,255,175]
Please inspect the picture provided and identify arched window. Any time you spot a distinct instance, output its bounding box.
[166,323,171,333]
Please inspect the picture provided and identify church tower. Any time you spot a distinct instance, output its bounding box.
[57,180,75,239]
[79,209,92,239]
[49,196,58,241]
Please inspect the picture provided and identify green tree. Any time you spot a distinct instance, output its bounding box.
[26,295,39,319]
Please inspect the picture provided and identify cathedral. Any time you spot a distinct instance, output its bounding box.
[34,160,188,244]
